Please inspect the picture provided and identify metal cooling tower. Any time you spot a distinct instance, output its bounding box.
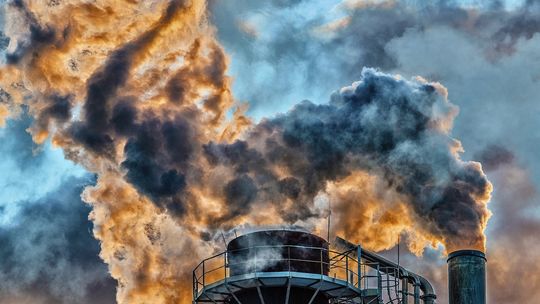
[193,230,438,303]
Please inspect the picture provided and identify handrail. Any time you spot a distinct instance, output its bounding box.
[335,237,437,304]
[193,239,432,304]
[227,244,332,253]
[192,243,362,298]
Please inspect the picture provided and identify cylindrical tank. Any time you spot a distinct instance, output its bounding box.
[226,230,330,304]
[447,250,486,304]
[227,230,329,276]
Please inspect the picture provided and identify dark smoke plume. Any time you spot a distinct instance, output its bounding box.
[205,68,491,251]
[474,144,515,171]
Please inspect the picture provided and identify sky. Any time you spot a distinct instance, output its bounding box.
[0,0,539,303]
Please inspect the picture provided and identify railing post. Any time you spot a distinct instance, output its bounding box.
[202,261,205,288]
[346,255,349,284]
[357,245,362,288]
[224,252,227,279]
[288,246,291,272]
[320,248,323,275]
[254,247,257,273]
[363,264,366,289]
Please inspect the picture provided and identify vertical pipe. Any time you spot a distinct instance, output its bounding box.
[414,283,420,304]
[417,275,436,304]
[377,264,383,304]
[401,277,408,304]
[447,250,486,304]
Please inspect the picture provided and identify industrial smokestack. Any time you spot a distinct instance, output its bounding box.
[447,250,487,304]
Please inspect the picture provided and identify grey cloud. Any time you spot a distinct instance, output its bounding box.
[0,176,116,304]
[0,107,114,303]
[210,1,540,117]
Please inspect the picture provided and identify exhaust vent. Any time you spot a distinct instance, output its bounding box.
[447,250,486,304]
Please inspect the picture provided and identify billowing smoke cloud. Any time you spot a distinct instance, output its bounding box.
[8,0,539,303]
[392,145,540,304]
[208,1,540,302]
[0,0,245,303]
[205,69,491,252]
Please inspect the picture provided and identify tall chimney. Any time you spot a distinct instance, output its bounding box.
[447,250,486,304]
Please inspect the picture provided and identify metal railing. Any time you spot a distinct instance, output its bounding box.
[193,244,362,300]
[192,243,427,304]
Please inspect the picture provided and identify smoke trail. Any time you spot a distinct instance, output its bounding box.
[1,1,246,302]
[0,0,491,303]
[205,69,492,252]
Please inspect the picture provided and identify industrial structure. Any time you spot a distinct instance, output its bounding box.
[447,250,486,304]
[192,229,486,304]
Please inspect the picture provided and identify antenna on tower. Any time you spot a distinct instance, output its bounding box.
[327,200,331,244]
[220,232,227,249]
[397,233,400,269]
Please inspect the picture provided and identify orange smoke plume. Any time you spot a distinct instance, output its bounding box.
[0,1,492,303]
